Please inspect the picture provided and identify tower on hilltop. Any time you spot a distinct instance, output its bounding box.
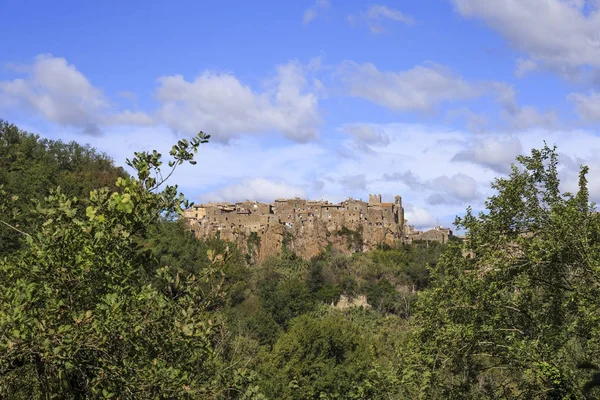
[368,194,382,204]
[394,195,404,233]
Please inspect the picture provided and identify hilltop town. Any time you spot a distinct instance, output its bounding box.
[184,194,452,260]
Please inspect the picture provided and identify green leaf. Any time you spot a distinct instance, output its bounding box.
[86,206,96,220]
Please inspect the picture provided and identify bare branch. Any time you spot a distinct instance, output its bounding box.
[0,219,31,237]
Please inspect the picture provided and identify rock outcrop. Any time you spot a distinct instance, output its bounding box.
[192,217,399,261]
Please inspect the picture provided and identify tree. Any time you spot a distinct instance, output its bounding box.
[411,145,600,399]
[146,219,248,308]
[260,313,380,399]
[0,132,233,398]
[0,120,127,253]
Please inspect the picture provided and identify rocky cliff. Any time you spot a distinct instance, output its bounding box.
[193,219,400,261]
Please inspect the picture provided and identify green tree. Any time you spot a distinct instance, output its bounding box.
[146,219,248,308]
[0,132,231,398]
[411,145,600,399]
[0,120,127,253]
[260,313,380,399]
[258,276,316,328]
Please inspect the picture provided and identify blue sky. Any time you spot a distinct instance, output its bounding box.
[2,0,600,229]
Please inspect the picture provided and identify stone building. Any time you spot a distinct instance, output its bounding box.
[185,194,415,259]
[404,225,453,244]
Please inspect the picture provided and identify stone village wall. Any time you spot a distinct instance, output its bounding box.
[184,194,451,260]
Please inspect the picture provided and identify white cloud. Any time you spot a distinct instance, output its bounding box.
[515,58,538,77]
[107,110,155,126]
[203,178,306,203]
[337,62,555,131]
[428,173,480,205]
[502,106,559,130]
[569,91,600,121]
[493,83,558,129]
[404,205,438,230]
[0,54,153,133]
[155,60,321,142]
[339,123,390,157]
[451,0,600,78]
[342,124,390,146]
[452,136,523,173]
[1,55,322,141]
[382,171,425,190]
[332,124,489,203]
[338,61,482,112]
[367,4,414,25]
[383,169,481,205]
[303,0,330,24]
[349,4,414,33]
[447,108,488,133]
[0,54,107,133]
[493,83,519,115]
[339,174,367,191]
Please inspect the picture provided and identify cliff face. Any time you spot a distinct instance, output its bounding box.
[193,219,400,261]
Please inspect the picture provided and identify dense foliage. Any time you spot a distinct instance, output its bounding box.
[409,145,600,399]
[3,121,600,398]
[0,120,127,253]
[0,125,220,397]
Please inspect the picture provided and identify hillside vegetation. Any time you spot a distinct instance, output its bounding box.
[2,120,600,399]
